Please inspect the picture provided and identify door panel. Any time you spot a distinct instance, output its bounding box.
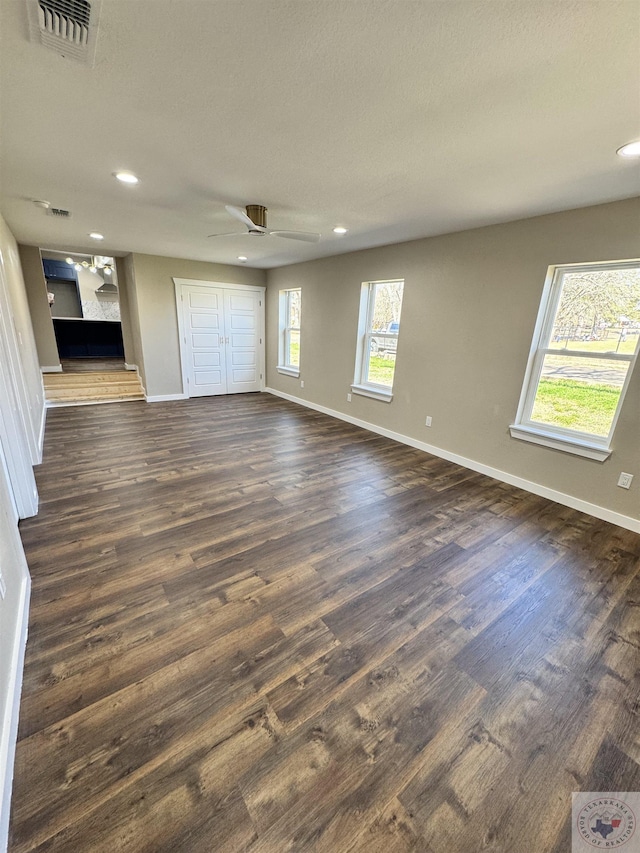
[183,287,226,396]
[224,290,261,394]
[193,352,220,367]
[191,333,221,348]
[189,292,221,309]
[191,312,221,328]
[193,370,224,387]
[231,351,256,366]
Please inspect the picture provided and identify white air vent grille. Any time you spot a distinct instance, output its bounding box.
[27,0,101,65]
[47,207,71,217]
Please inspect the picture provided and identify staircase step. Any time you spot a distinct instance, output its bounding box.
[43,372,139,387]
[46,394,145,407]
[46,384,144,397]
[43,370,145,406]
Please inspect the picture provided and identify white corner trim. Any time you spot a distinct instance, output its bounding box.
[265,387,640,534]
[509,424,611,462]
[351,384,393,403]
[276,366,300,378]
[124,363,138,372]
[145,393,189,403]
[37,397,46,463]
[40,365,62,373]
[0,573,30,853]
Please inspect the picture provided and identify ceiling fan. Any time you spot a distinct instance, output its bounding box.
[208,205,321,243]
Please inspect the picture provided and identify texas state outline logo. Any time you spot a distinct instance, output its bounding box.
[572,793,638,850]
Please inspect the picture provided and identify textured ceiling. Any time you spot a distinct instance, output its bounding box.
[1,0,639,268]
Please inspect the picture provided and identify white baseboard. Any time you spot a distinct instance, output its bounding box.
[145,393,188,403]
[265,387,640,534]
[0,573,31,853]
[40,365,62,373]
[124,363,138,372]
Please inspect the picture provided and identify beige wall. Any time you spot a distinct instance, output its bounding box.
[129,253,266,398]
[114,257,136,368]
[118,255,146,385]
[266,197,640,526]
[18,245,60,369]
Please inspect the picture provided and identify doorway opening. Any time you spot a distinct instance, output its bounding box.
[41,249,125,368]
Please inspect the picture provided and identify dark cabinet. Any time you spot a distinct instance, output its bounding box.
[43,259,78,282]
[53,319,124,358]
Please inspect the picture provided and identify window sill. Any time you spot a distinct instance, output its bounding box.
[509,423,611,462]
[277,366,300,378]
[351,384,393,403]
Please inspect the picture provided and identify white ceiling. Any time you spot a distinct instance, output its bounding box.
[1,0,639,269]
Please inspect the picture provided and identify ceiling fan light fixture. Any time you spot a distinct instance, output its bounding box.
[617,140,640,158]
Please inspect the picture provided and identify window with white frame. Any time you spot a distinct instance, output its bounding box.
[277,288,301,376]
[352,279,404,401]
[510,260,640,460]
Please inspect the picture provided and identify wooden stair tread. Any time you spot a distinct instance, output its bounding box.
[44,373,140,385]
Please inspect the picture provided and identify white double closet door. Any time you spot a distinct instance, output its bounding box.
[177,281,264,397]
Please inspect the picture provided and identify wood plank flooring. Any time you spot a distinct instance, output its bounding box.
[10,393,640,853]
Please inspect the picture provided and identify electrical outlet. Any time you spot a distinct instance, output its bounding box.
[0,570,6,600]
[300,380,304,388]
[425,416,432,427]
[347,393,352,402]
[617,472,633,489]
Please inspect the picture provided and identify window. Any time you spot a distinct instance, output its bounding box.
[510,260,640,460]
[277,288,301,376]
[352,279,404,401]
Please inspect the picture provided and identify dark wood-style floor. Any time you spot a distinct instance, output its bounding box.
[10,394,640,853]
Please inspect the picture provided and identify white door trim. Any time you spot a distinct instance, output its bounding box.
[0,261,41,466]
[173,279,266,398]
[0,333,38,519]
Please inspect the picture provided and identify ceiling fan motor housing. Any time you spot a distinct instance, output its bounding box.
[246,204,267,229]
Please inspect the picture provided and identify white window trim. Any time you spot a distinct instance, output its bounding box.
[277,365,300,378]
[277,288,301,378]
[510,259,640,461]
[351,383,393,402]
[353,279,403,400]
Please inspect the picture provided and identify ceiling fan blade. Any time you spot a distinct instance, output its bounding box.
[270,230,321,243]
[225,205,262,230]
[207,231,249,238]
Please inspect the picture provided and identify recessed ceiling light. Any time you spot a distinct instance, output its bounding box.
[617,140,640,158]
[89,232,104,240]
[333,226,348,234]
[114,171,139,184]
[237,255,248,262]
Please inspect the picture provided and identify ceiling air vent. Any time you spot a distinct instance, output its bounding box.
[26,0,102,66]
[47,207,71,217]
